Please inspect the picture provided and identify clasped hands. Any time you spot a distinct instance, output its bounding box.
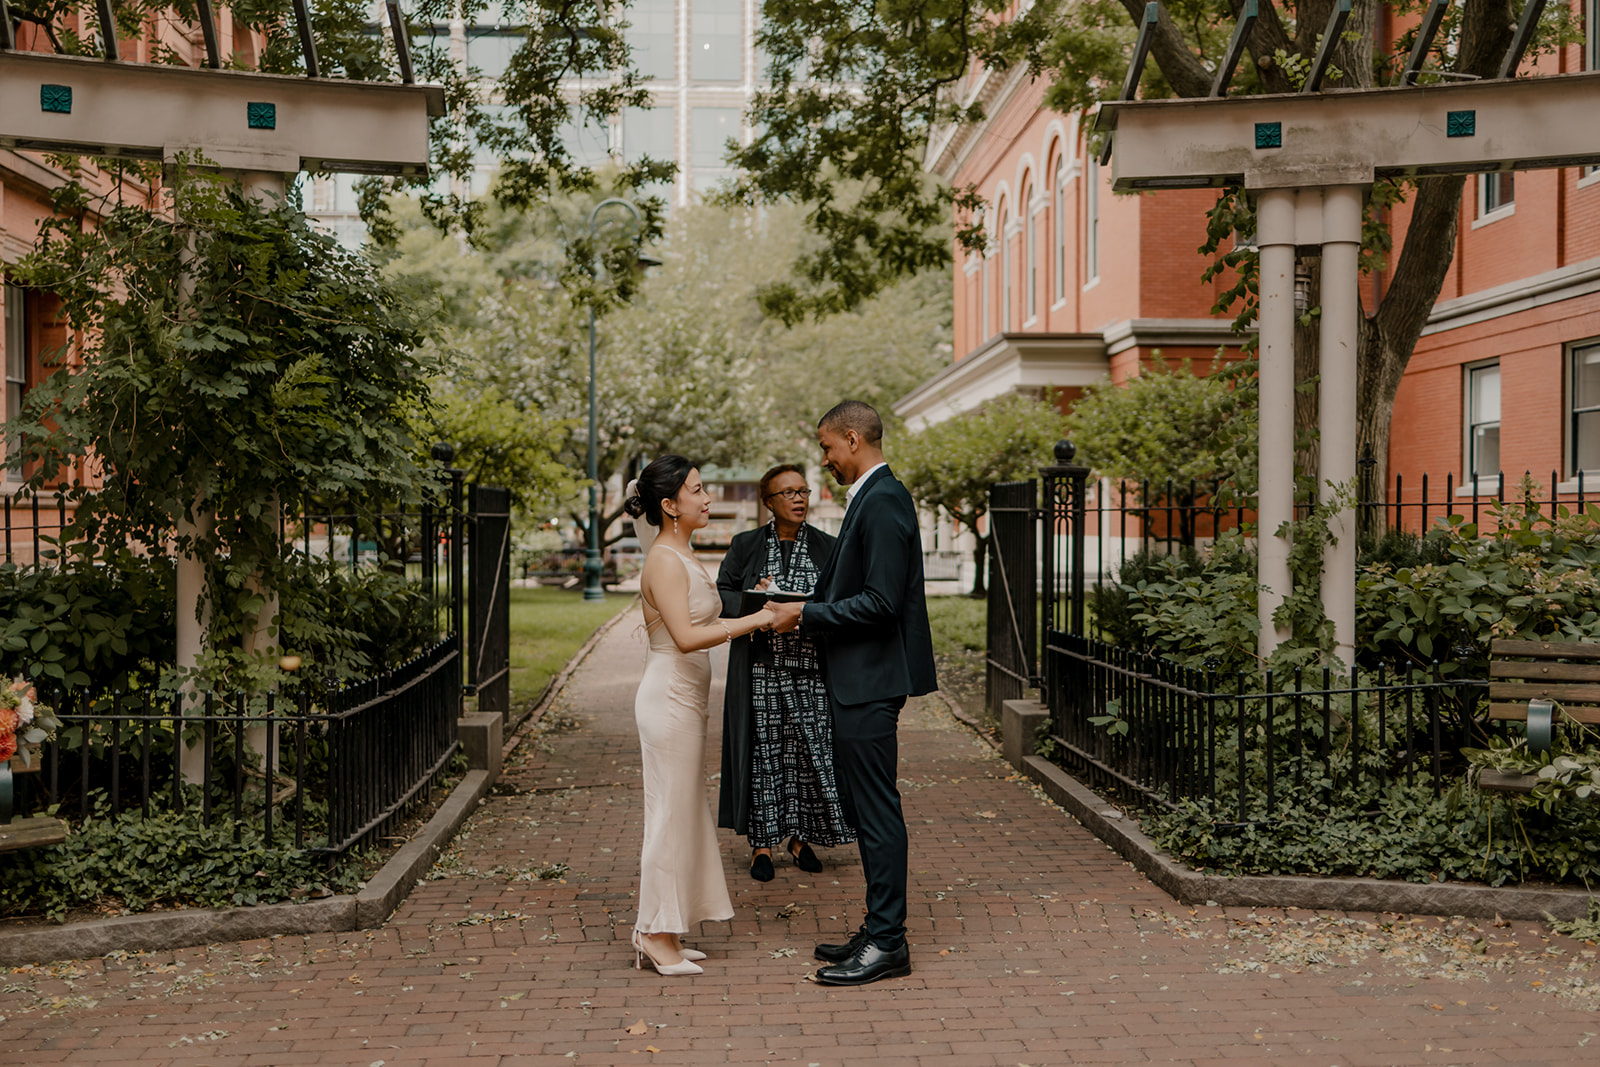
[766,600,804,634]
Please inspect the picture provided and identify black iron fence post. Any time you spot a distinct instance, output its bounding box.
[984,477,1038,720]
[1040,439,1091,641]
[467,485,513,716]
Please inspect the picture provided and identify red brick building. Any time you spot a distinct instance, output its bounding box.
[897,7,1600,528]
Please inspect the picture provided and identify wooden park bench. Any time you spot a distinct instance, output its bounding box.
[0,764,66,853]
[1477,638,1600,794]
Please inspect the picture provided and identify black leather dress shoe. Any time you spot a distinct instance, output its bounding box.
[750,852,775,882]
[814,941,911,986]
[788,837,823,873]
[814,926,869,963]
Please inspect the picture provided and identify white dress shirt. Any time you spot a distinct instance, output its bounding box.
[845,461,888,510]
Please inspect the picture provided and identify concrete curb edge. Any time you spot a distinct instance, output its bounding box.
[1020,754,1600,923]
[0,606,636,966]
[502,594,638,757]
[353,768,493,928]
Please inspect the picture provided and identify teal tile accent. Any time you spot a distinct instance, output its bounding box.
[1254,121,1282,150]
[1446,110,1476,138]
[247,102,277,130]
[40,84,72,114]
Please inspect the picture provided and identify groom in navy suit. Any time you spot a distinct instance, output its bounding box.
[768,400,938,985]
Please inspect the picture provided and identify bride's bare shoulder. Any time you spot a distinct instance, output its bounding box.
[642,544,687,576]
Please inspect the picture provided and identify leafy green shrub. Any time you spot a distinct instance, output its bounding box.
[1145,782,1600,887]
[278,558,437,682]
[1089,547,1203,650]
[0,553,175,690]
[1357,496,1600,676]
[1095,536,1263,675]
[1095,490,1600,681]
[0,802,363,921]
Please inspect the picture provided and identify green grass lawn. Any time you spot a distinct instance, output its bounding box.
[926,592,987,723]
[505,585,635,716]
[927,593,986,656]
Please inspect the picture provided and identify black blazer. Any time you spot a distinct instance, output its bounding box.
[714,523,836,833]
[801,465,938,707]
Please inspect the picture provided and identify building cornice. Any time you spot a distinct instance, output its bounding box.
[894,331,1106,428]
[1421,255,1600,336]
[1101,317,1250,357]
[925,64,1033,182]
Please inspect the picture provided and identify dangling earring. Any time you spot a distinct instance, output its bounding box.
[672,513,680,535]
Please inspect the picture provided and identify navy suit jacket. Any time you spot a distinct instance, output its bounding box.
[801,465,938,707]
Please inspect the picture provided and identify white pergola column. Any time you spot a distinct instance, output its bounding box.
[179,170,286,784]
[1256,188,1297,660]
[1318,185,1364,667]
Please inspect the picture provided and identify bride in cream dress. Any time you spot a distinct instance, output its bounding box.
[621,455,775,976]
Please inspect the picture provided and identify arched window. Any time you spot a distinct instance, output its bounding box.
[1023,180,1037,322]
[1000,198,1013,332]
[1085,157,1100,280]
[1053,152,1067,304]
[979,209,992,339]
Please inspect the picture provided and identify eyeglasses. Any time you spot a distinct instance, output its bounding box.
[767,488,812,501]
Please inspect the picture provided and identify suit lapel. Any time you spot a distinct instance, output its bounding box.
[816,466,888,593]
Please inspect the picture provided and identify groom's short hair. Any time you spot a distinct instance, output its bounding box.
[818,400,883,445]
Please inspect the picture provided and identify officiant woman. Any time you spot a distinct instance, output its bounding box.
[717,463,855,881]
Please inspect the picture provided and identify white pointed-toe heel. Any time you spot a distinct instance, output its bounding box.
[631,929,703,976]
[679,947,707,962]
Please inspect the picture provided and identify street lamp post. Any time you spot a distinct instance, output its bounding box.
[582,196,648,602]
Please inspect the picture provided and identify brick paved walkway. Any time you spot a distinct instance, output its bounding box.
[4,604,1599,1066]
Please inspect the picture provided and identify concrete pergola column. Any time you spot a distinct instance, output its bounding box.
[1318,185,1363,666]
[177,171,288,784]
[1255,187,1296,659]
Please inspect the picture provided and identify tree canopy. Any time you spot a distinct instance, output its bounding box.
[895,392,1067,595]
[4,171,432,678]
[1065,358,1259,502]
[380,185,951,545]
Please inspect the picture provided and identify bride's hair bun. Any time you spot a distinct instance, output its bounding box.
[622,478,646,520]
[624,455,697,527]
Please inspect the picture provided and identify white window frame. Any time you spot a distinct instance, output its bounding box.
[3,283,27,482]
[1000,203,1014,333]
[1023,184,1039,325]
[1463,360,1501,487]
[1569,339,1600,483]
[1052,153,1067,306]
[1472,171,1515,227]
[981,242,993,340]
[1084,156,1100,286]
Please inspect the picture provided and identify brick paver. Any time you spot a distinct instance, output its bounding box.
[4,605,1598,1065]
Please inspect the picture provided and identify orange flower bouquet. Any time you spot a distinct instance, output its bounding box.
[0,678,61,770]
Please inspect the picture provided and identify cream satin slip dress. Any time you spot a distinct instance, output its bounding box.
[634,546,735,935]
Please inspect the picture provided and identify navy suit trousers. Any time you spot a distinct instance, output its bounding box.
[830,693,908,951]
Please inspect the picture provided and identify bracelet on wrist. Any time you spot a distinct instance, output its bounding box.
[718,619,733,644]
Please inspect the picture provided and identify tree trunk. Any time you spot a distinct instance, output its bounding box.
[1141,0,1514,504]
[1294,259,1321,489]
[1360,174,1470,507]
[970,535,988,598]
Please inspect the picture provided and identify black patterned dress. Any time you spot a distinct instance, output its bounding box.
[744,529,855,850]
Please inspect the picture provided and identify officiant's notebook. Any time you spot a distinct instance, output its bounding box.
[738,588,808,615]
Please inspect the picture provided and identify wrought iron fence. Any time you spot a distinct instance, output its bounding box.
[1,462,515,859]
[7,635,461,855]
[985,480,1036,720]
[467,486,511,716]
[1065,464,1598,596]
[1042,630,1487,820]
[0,489,69,567]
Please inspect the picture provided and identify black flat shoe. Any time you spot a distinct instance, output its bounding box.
[814,925,869,963]
[788,837,823,874]
[750,852,775,882]
[815,941,911,986]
